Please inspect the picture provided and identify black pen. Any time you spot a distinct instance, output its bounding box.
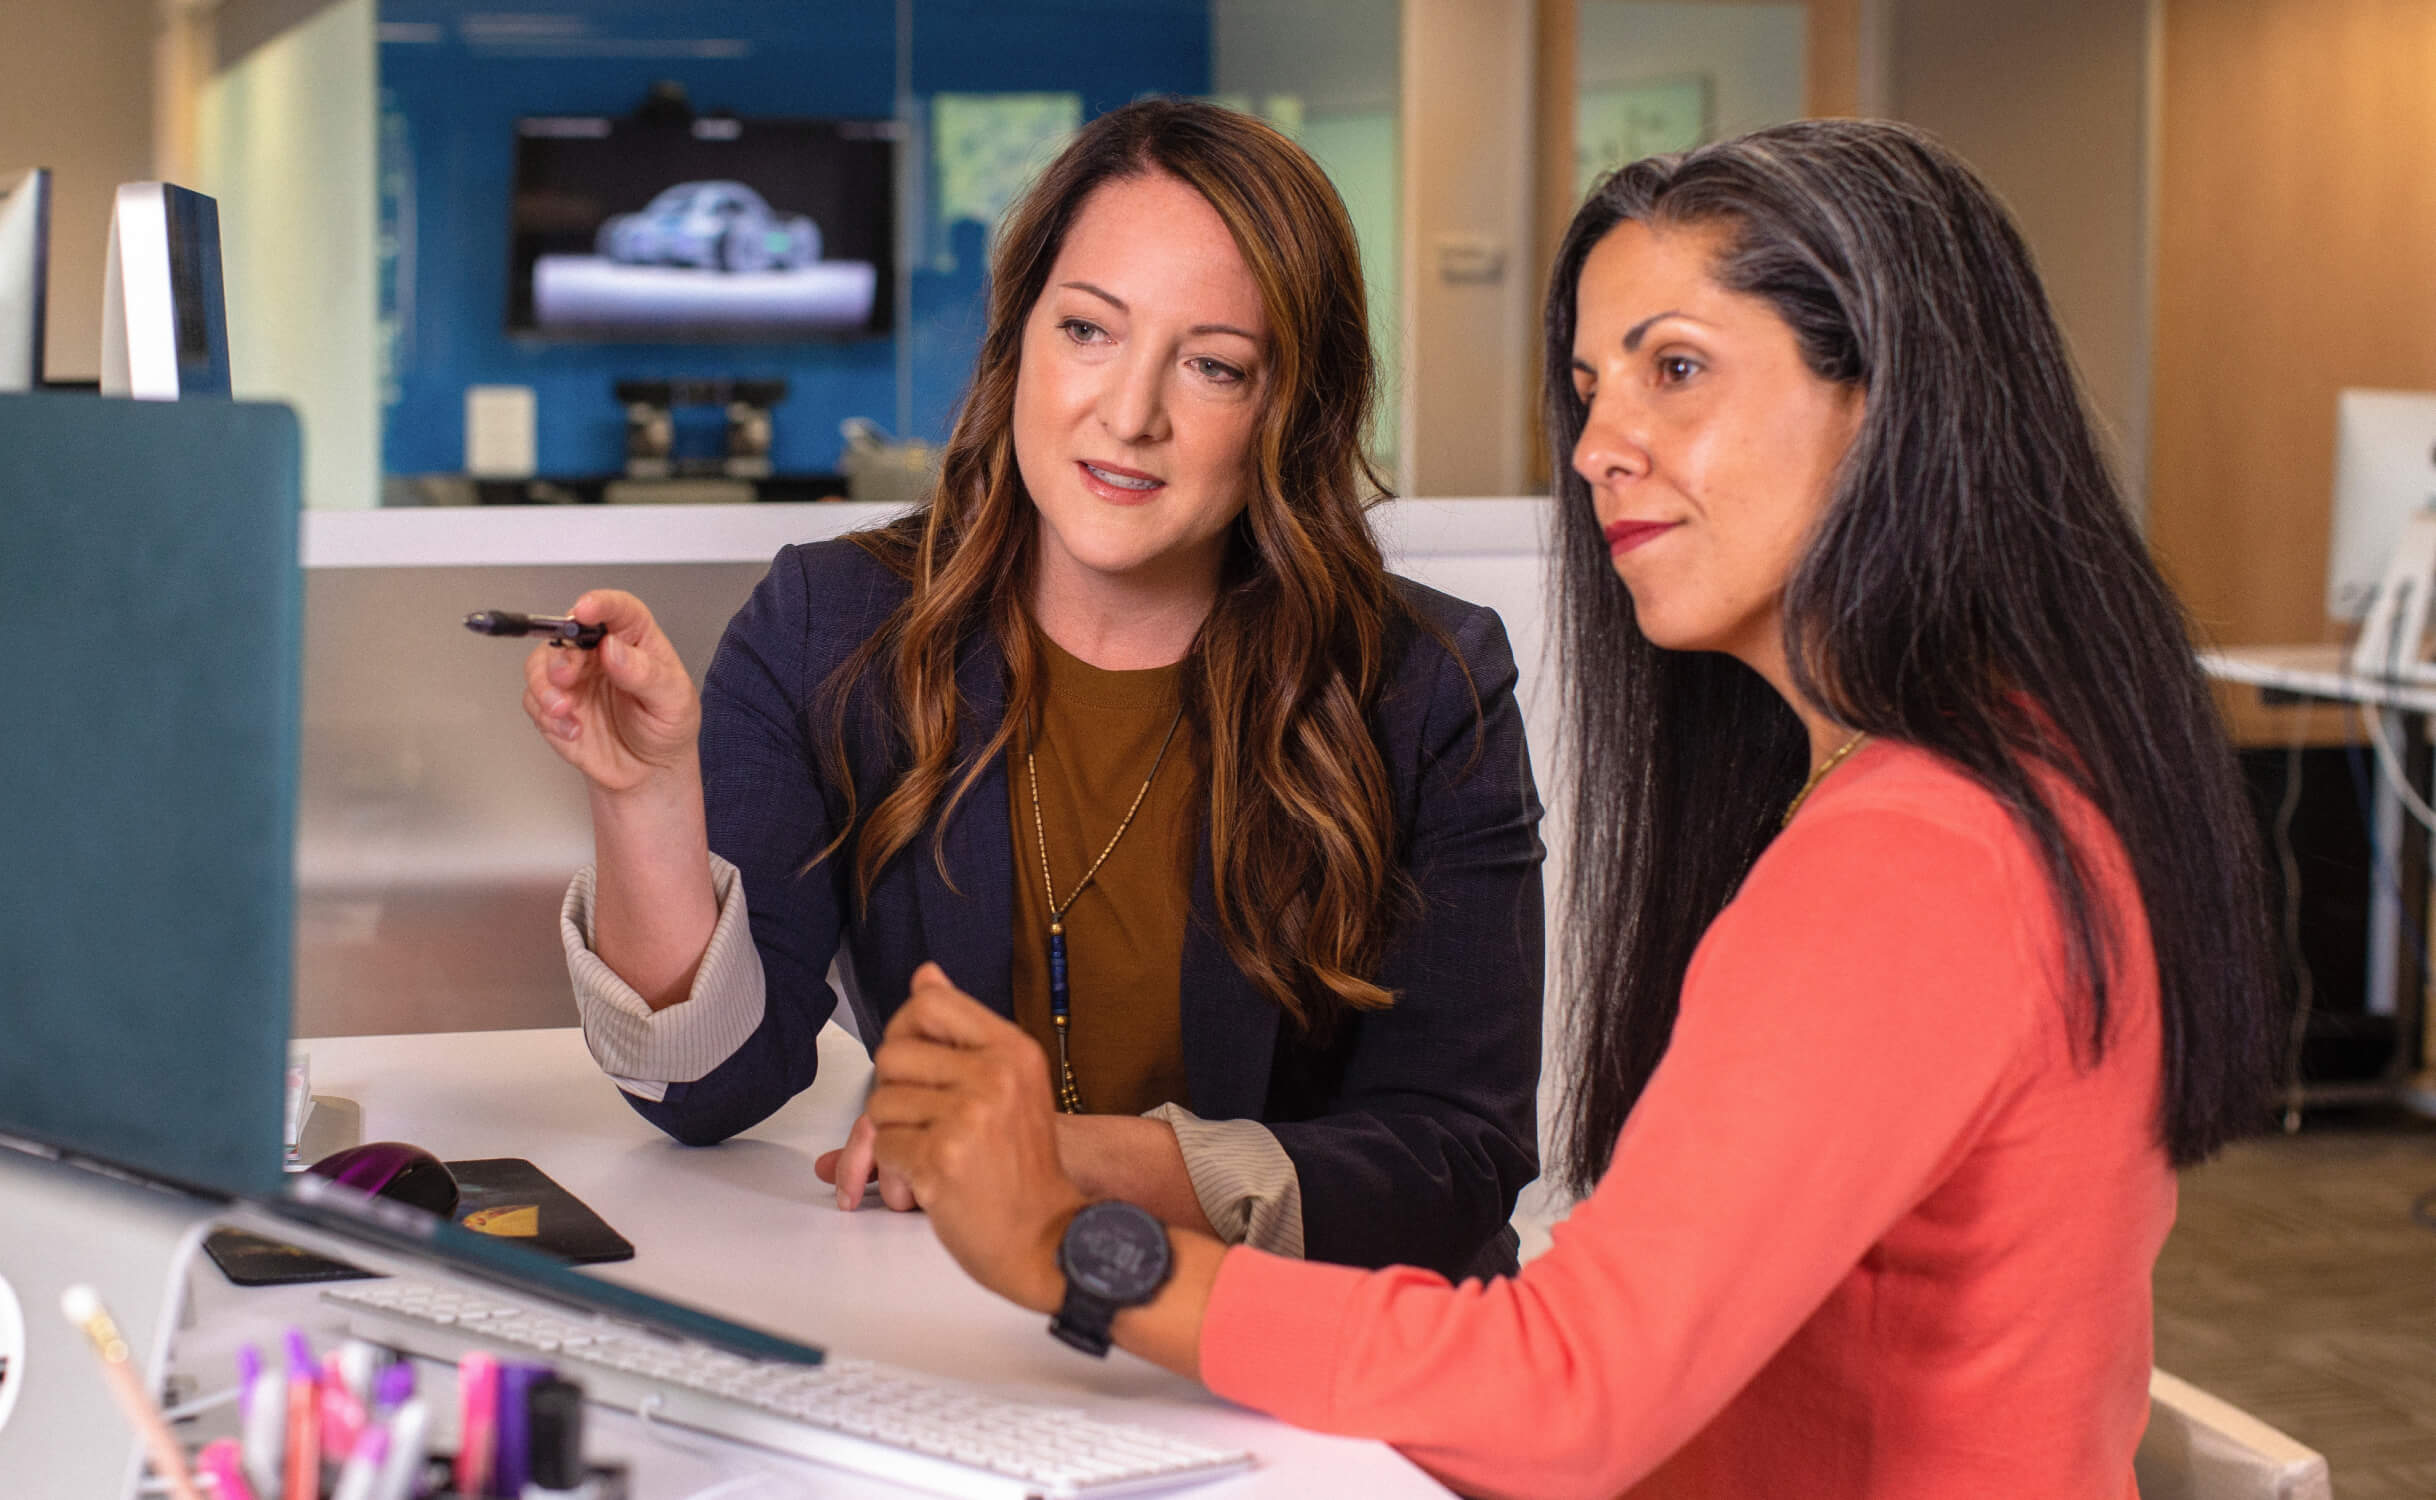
[463,610,607,649]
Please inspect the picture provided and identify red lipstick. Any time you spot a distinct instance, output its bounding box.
[1603,519,1675,556]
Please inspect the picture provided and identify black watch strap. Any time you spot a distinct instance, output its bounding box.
[1048,1201,1172,1359]
[1050,1282,1122,1357]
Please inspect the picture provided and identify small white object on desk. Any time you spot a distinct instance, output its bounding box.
[283,1048,313,1170]
[2345,509,2436,680]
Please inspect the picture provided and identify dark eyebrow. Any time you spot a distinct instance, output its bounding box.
[1058,282,1260,344]
[1621,310,1683,353]
[1062,280,1124,311]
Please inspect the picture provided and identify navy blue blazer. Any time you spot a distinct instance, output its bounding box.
[628,538,1545,1279]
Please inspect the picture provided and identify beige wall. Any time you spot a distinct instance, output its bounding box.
[1401,0,1541,496]
[1887,0,2157,512]
[0,0,157,381]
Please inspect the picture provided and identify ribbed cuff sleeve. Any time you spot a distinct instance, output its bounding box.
[562,853,765,1086]
[1198,1247,1369,1426]
[1145,1104,1305,1257]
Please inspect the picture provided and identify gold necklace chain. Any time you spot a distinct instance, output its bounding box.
[1782,730,1869,829]
[1025,701,1187,1113]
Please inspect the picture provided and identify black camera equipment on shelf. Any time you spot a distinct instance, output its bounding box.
[614,377,788,480]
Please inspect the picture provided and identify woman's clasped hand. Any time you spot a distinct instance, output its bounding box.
[862,963,1086,1313]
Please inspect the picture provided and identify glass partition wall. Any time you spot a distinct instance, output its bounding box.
[192,0,1879,508]
[200,0,1400,507]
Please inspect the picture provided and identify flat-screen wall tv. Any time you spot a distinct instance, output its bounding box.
[507,114,898,341]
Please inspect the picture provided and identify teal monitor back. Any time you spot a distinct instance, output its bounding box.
[0,391,299,1197]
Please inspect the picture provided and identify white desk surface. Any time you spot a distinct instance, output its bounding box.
[290,1025,1448,1498]
[2200,642,2436,715]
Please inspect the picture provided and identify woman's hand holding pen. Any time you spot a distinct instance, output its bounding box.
[520,590,698,794]
[520,589,718,1012]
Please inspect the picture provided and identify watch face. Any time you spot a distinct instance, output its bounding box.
[1060,1202,1171,1303]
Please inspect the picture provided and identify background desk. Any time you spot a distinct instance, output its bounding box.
[2201,644,2436,1109]
[290,1024,1451,1497]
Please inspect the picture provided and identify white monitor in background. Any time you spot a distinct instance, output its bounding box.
[0,168,50,392]
[100,181,230,400]
[2328,388,2436,622]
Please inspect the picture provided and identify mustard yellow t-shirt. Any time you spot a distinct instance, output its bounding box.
[1005,633,1201,1117]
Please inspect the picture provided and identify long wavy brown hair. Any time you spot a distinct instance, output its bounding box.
[816,97,1412,1033]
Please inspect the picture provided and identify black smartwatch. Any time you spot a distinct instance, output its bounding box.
[1049,1200,1173,1357]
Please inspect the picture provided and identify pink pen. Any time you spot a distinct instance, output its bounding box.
[196,1439,258,1500]
[281,1330,319,1500]
[321,1350,366,1460]
[454,1352,500,1500]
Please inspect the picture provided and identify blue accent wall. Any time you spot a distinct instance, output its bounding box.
[379,0,1209,478]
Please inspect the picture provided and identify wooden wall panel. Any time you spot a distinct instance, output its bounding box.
[1804,0,1862,117]
[2148,0,2436,742]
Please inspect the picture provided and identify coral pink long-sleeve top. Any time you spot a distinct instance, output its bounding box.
[1198,741,2173,1499]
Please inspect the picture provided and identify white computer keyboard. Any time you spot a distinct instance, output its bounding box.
[324,1277,1252,1500]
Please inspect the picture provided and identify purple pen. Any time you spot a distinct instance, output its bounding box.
[235,1344,262,1421]
[373,1361,415,1414]
[494,1362,555,1497]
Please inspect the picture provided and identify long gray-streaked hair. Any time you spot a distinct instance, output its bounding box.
[1548,119,2276,1189]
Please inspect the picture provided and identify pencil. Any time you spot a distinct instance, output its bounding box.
[59,1285,208,1500]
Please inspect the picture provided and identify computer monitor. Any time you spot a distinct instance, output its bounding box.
[2327,388,2436,622]
[99,181,231,400]
[0,168,49,393]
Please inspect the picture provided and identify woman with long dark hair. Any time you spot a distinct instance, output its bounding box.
[864,119,2279,1497]
[520,99,1544,1280]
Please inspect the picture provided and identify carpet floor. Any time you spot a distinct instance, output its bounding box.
[2152,1107,2436,1500]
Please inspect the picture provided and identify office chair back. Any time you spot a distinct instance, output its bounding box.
[2135,1369,2333,1500]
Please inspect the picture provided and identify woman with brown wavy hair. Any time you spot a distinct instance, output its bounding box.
[520,98,1545,1279]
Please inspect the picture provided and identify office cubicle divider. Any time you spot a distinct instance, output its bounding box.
[0,390,300,1494]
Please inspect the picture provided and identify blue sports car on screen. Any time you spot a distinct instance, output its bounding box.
[596,181,823,273]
